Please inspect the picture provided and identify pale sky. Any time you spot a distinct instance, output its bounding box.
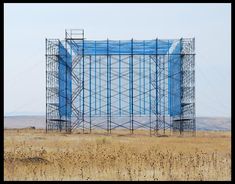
[4,3,231,117]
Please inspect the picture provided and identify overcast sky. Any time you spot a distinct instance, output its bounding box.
[4,3,231,117]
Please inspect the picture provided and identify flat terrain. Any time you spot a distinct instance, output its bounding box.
[4,116,231,131]
[4,129,231,181]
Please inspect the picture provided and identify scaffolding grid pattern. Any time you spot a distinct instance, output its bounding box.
[46,30,195,135]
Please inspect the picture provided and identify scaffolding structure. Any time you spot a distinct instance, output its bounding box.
[46,29,195,135]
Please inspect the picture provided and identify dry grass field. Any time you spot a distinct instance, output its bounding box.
[4,129,231,181]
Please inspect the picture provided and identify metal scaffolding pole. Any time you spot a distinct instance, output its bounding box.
[155,38,158,135]
[106,39,110,134]
[149,55,152,136]
[82,38,85,133]
[99,56,101,116]
[45,38,48,133]
[65,40,68,132]
[89,55,92,133]
[94,41,97,115]
[131,39,134,134]
[143,41,146,115]
[139,56,142,116]
[119,40,121,116]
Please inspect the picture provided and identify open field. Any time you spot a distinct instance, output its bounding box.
[4,129,231,181]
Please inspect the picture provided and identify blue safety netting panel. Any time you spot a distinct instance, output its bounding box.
[68,39,179,55]
[58,42,72,118]
[168,41,181,116]
[61,39,182,117]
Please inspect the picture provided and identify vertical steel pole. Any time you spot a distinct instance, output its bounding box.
[193,37,196,136]
[63,41,66,132]
[45,39,48,133]
[168,40,171,135]
[82,38,85,133]
[109,44,112,134]
[128,40,132,134]
[168,44,170,135]
[89,55,92,133]
[99,57,101,116]
[69,40,72,132]
[179,38,183,135]
[64,40,68,133]
[143,41,146,114]
[119,40,121,116]
[139,56,141,115]
[131,39,134,134]
[155,38,158,135]
[149,55,152,136]
[95,41,97,115]
[79,34,82,124]
[107,39,109,134]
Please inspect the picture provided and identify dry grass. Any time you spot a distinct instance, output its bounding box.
[4,129,231,181]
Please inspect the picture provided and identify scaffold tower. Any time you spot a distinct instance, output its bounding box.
[46,29,195,135]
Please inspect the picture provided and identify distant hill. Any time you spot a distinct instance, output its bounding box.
[4,116,231,131]
[196,117,231,131]
[4,116,45,129]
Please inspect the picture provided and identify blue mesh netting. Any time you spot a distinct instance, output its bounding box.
[168,41,181,116]
[58,42,72,118]
[59,39,182,117]
[68,39,180,55]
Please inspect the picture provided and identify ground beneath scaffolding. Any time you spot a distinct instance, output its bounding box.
[4,128,231,181]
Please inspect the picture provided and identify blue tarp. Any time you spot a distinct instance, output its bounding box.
[168,41,181,116]
[58,39,182,117]
[68,39,178,55]
[58,42,72,118]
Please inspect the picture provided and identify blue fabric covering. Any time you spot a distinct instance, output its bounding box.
[59,39,182,117]
[68,39,178,55]
[168,42,181,116]
[58,42,72,118]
